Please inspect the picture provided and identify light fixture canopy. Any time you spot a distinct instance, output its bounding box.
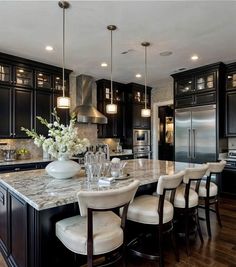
[57,1,71,109]
[106,25,117,114]
[141,41,151,118]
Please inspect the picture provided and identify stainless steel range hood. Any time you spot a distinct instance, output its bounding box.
[73,75,107,124]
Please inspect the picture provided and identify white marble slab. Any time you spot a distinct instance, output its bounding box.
[0,159,200,211]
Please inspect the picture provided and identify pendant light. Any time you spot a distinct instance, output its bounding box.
[141,42,151,117]
[106,25,117,114]
[57,1,71,109]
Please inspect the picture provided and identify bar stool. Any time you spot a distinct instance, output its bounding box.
[174,164,209,255]
[198,160,226,237]
[55,179,139,267]
[125,170,185,267]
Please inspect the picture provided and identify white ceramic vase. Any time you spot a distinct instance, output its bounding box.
[45,155,81,179]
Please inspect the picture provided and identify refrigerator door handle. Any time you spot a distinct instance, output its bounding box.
[192,128,196,159]
[188,128,191,159]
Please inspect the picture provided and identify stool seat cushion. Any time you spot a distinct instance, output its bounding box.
[56,211,123,256]
[174,184,198,208]
[127,195,174,225]
[198,181,218,197]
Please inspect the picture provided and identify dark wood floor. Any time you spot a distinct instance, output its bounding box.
[1,197,236,267]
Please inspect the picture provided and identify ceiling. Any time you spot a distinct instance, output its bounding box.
[0,1,236,87]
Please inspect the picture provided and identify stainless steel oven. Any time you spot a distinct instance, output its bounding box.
[133,145,151,159]
[133,129,150,147]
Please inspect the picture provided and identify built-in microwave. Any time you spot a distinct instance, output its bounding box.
[133,129,150,147]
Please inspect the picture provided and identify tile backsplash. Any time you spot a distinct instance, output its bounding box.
[228,137,236,150]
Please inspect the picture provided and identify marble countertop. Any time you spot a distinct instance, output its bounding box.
[0,159,200,211]
[110,152,133,157]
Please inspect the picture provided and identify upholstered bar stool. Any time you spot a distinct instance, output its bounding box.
[174,164,209,255]
[56,179,139,267]
[198,160,226,237]
[125,171,185,267]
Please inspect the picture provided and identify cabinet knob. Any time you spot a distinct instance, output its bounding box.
[14,168,20,171]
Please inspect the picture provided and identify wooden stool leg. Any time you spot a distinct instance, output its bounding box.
[215,199,222,227]
[184,210,190,256]
[158,225,164,267]
[196,209,204,243]
[205,198,212,237]
[170,224,179,262]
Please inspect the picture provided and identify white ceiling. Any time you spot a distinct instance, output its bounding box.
[0,1,236,87]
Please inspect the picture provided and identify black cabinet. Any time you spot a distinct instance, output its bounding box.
[132,104,151,129]
[225,63,236,136]
[0,86,33,138]
[172,63,224,108]
[35,91,53,136]
[96,79,125,139]
[0,52,72,139]
[9,192,27,267]
[0,185,8,255]
[220,168,236,197]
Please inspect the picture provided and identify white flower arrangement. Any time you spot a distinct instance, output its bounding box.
[21,109,90,159]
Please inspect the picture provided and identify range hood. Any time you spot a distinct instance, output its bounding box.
[73,75,107,124]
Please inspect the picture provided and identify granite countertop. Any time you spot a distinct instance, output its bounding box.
[0,159,200,211]
[110,151,133,157]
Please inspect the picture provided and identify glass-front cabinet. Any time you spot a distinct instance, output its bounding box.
[226,73,236,90]
[36,71,52,89]
[175,78,194,96]
[196,72,215,92]
[14,66,33,88]
[0,64,11,84]
[53,75,68,92]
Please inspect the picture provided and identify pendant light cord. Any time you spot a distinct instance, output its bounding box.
[110,29,113,105]
[144,45,147,110]
[62,5,65,97]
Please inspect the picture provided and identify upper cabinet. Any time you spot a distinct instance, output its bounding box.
[96,79,125,139]
[225,63,236,136]
[0,52,72,139]
[172,63,225,109]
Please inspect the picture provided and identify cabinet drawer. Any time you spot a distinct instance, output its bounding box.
[175,95,194,108]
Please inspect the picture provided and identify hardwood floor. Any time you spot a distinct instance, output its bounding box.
[1,197,236,267]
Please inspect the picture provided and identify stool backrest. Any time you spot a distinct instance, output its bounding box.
[183,164,209,184]
[157,170,185,196]
[77,179,140,216]
[206,160,226,176]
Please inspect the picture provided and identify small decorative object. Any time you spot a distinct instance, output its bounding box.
[17,148,31,160]
[21,109,90,179]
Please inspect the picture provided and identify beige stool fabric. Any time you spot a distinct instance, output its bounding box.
[127,171,185,225]
[56,180,140,256]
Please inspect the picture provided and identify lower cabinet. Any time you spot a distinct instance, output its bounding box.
[0,185,8,255]
[220,168,236,197]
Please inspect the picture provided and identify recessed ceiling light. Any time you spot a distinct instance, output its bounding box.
[160,51,173,56]
[45,46,54,51]
[101,62,108,67]
[191,55,199,61]
[136,73,142,78]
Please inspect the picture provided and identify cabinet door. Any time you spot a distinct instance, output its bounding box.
[195,72,216,92]
[35,71,52,90]
[0,63,12,85]
[175,95,194,108]
[14,66,33,88]
[0,185,8,255]
[226,72,236,90]
[132,104,151,129]
[195,91,216,106]
[0,86,11,138]
[35,91,53,136]
[175,78,194,96]
[13,88,33,138]
[9,192,27,267]
[221,169,236,196]
[226,91,236,136]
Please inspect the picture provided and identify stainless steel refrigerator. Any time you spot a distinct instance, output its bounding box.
[175,105,217,163]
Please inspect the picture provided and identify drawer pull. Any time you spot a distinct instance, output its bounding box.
[14,167,20,171]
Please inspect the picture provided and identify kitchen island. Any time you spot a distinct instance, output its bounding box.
[0,159,199,267]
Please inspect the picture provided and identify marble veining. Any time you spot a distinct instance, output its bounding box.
[0,159,200,211]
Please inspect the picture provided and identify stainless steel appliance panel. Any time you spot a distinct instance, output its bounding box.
[191,107,216,163]
[175,109,191,163]
[133,129,150,146]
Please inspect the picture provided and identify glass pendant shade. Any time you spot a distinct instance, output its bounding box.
[106,103,117,114]
[141,108,151,117]
[57,96,71,109]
